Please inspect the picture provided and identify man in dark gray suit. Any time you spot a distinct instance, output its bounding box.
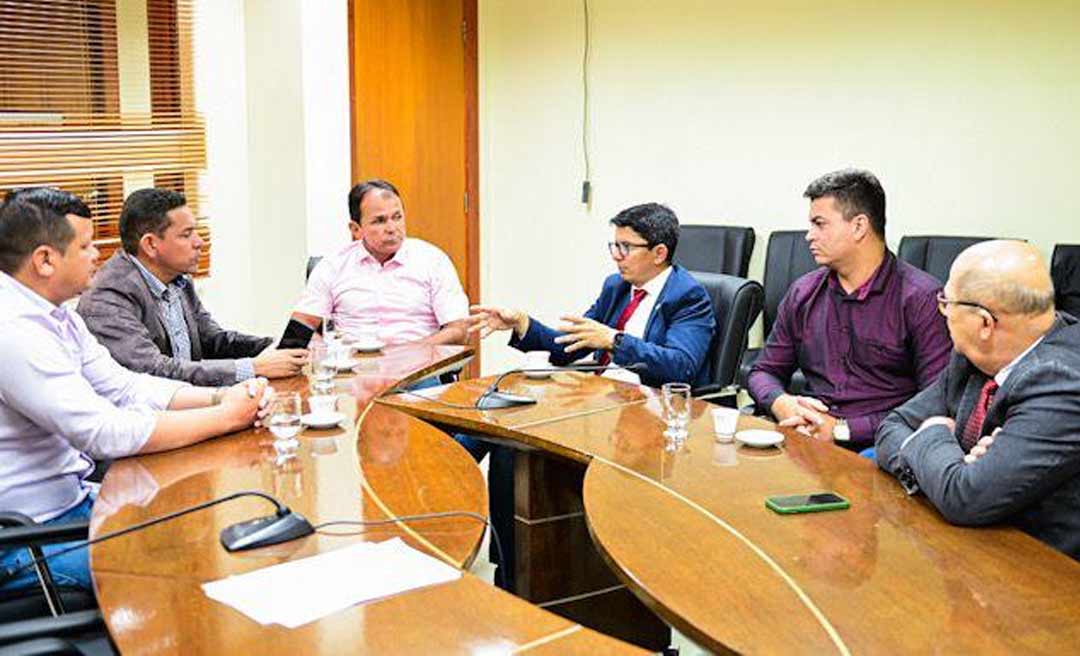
[876,240,1080,560]
[78,188,307,386]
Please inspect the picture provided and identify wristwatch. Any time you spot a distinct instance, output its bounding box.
[610,331,625,352]
[833,418,851,442]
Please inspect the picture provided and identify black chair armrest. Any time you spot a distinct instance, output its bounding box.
[0,523,89,551]
[0,637,84,656]
[0,611,102,648]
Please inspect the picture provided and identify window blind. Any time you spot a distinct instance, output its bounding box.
[0,0,210,275]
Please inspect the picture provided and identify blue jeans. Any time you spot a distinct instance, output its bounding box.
[0,495,95,593]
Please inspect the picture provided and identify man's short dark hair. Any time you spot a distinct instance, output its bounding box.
[119,188,187,255]
[3,187,91,219]
[0,194,79,274]
[609,203,680,263]
[348,179,402,223]
[803,168,886,239]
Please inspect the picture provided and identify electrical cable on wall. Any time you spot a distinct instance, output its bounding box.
[581,0,592,205]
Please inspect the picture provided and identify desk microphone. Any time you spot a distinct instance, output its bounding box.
[476,362,647,410]
[219,494,315,552]
[0,491,314,588]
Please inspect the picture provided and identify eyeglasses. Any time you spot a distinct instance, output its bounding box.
[936,292,998,323]
[607,241,652,258]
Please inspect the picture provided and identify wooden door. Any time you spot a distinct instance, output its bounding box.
[349,0,479,364]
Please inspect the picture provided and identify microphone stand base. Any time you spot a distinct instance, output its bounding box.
[220,511,315,552]
[476,392,537,410]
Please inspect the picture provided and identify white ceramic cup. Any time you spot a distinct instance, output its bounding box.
[711,406,740,441]
[308,394,337,417]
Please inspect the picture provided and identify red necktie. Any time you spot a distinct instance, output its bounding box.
[960,378,998,452]
[597,289,647,368]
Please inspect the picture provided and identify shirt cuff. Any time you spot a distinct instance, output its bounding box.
[235,358,255,382]
[846,415,877,444]
[140,373,190,411]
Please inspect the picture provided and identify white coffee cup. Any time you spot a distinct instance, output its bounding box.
[309,394,337,417]
[711,406,740,441]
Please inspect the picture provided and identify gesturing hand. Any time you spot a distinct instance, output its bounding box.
[467,305,528,339]
[553,316,617,354]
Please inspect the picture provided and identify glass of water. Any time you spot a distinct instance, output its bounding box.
[310,342,335,395]
[268,391,302,453]
[661,382,692,444]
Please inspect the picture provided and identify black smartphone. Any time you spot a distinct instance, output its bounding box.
[765,492,850,515]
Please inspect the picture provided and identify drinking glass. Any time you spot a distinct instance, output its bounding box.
[268,391,302,452]
[310,342,335,395]
[661,382,692,443]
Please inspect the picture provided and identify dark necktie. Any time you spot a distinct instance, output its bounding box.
[597,289,647,368]
[960,378,998,452]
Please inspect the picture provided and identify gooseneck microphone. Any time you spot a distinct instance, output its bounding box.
[0,491,315,587]
[476,362,647,410]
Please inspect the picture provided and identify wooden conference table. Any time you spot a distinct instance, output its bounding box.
[384,369,1080,655]
[89,345,642,655]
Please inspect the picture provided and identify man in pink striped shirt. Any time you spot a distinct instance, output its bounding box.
[288,180,469,346]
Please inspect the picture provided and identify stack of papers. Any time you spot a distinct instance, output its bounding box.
[202,538,461,628]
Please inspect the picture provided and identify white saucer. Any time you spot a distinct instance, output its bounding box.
[327,357,360,371]
[734,429,785,449]
[353,341,384,354]
[523,370,552,380]
[301,411,345,429]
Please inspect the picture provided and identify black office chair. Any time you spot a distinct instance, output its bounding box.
[690,272,763,401]
[676,225,756,277]
[305,256,323,282]
[738,230,819,392]
[0,515,111,655]
[897,235,991,284]
[1052,244,1080,318]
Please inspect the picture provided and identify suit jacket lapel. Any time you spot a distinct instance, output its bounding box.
[642,269,678,340]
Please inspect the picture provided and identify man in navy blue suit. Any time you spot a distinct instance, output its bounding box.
[470,202,716,387]
[464,203,716,592]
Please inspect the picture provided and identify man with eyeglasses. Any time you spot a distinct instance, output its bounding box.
[876,240,1080,560]
[469,202,715,387]
[747,169,952,450]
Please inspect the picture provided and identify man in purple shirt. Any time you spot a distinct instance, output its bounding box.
[748,169,952,449]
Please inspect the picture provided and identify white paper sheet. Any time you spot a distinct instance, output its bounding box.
[201,537,461,628]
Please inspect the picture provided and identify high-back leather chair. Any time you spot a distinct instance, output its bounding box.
[306,256,323,282]
[898,235,991,284]
[689,272,764,396]
[738,230,818,391]
[1052,244,1080,317]
[676,225,756,277]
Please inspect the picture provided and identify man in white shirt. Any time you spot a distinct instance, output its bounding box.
[0,189,267,593]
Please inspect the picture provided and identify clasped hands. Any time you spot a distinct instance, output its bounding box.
[773,394,839,440]
[467,305,617,353]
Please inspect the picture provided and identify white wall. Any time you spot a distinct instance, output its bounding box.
[194,0,350,337]
[478,0,1080,374]
[194,0,254,330]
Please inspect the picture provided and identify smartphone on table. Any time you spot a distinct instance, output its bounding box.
[765,492,849,515]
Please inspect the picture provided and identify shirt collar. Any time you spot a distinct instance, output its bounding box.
[636,265,673,297]
[995,335,1044,386]
[828,251,895,301]
[0,271,68,322]
[126,252,187,298]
